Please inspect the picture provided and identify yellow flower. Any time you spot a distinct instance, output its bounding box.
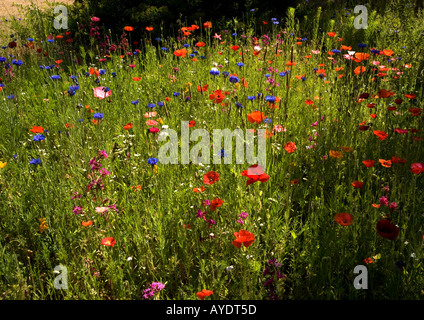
[154,165,158,173]
[157,118,164,124]
[0,161,6,168]
[39,218,49,233]
[329,150,343,158]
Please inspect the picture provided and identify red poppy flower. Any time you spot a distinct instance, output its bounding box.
[405,93,416,99]
[232,230,255,248]
[290,179,299,185]
[355,52,370,61]
[193,186,205,193]
[381,49,394,56]
[101,237,116,247]
[376,220,399,240]
[284,142,297,153]
[82,221,93,226]
[354,66,366,75]
[133,77,141,81]
[210,198,223,211]
[359,125,370,131]
[334,213,353,226]
[394,128,408,134]
[173,48,187,57]
[352,181,364,188]
[378,89,395,98]
[197,84,208,92]
[145,26,153,31]
[379,159,392,168]
[359,93,369,99]
[203,21,212,29]
[409,107,422,116]
[394,99,402,104]
[373,130,388,140]
[124,26,134,31]
[203,171,220,185]
[362,160,375,168]
[209,90,226,104]
[411,162,424,174]
[188,120,196,127]
[241,164,269,186]
[327,32,336,37]
[30,126,45,133]
[196,289,213,300]
[196,42,206,47]
[391,156,406,164]
[305,99,314,105]
[124,123,133,130]
[246,110,265,124]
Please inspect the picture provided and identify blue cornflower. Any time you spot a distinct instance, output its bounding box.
[99,69,106,75]
[29,158,41,165]
[332,49,341,54]
[155,38,161,42]
[131,100,139,105]
[173,92,180,96]
[193,50,199,54]
[200,55,206,59]
[70,75,78,81]
[236,102,243,108]
[229,75,239,83]
[47,39,54,43]
[247,96,256,101]
[0,57,6,62]
[237,62,244,67]
[158,101,164,107]
[220,149,228,157]
[69,85,79,91]
[111,72,117,78]
[273,21,279,25]
[161,47,167,51]
[183,44,190,48]
[12,59,23,66]
[189,54,195,58]
[93,113,104,119]
[265,74,271,77]
[222,71,229,77]
[358,43,367,48]
[50,75,61,80]
[148,103,156,108]
[210,68,220,76]
[6,95,14,99]
[102,87,111,92]
[28,38,34,42]
[147,157,159,165]
[265,95,276,103]
[279,71,287,76]
[45,66,51,70]
[264,118,271,123]
[33,134,45,141]
[232,33,237,36]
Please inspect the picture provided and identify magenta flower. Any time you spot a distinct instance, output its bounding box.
[389,202,397,212]
[379,196,389,206]
[91,17,100,22]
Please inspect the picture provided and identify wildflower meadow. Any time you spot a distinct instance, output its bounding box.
[0,0,424,302]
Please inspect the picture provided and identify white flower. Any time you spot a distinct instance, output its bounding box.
[226,266,234,271]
